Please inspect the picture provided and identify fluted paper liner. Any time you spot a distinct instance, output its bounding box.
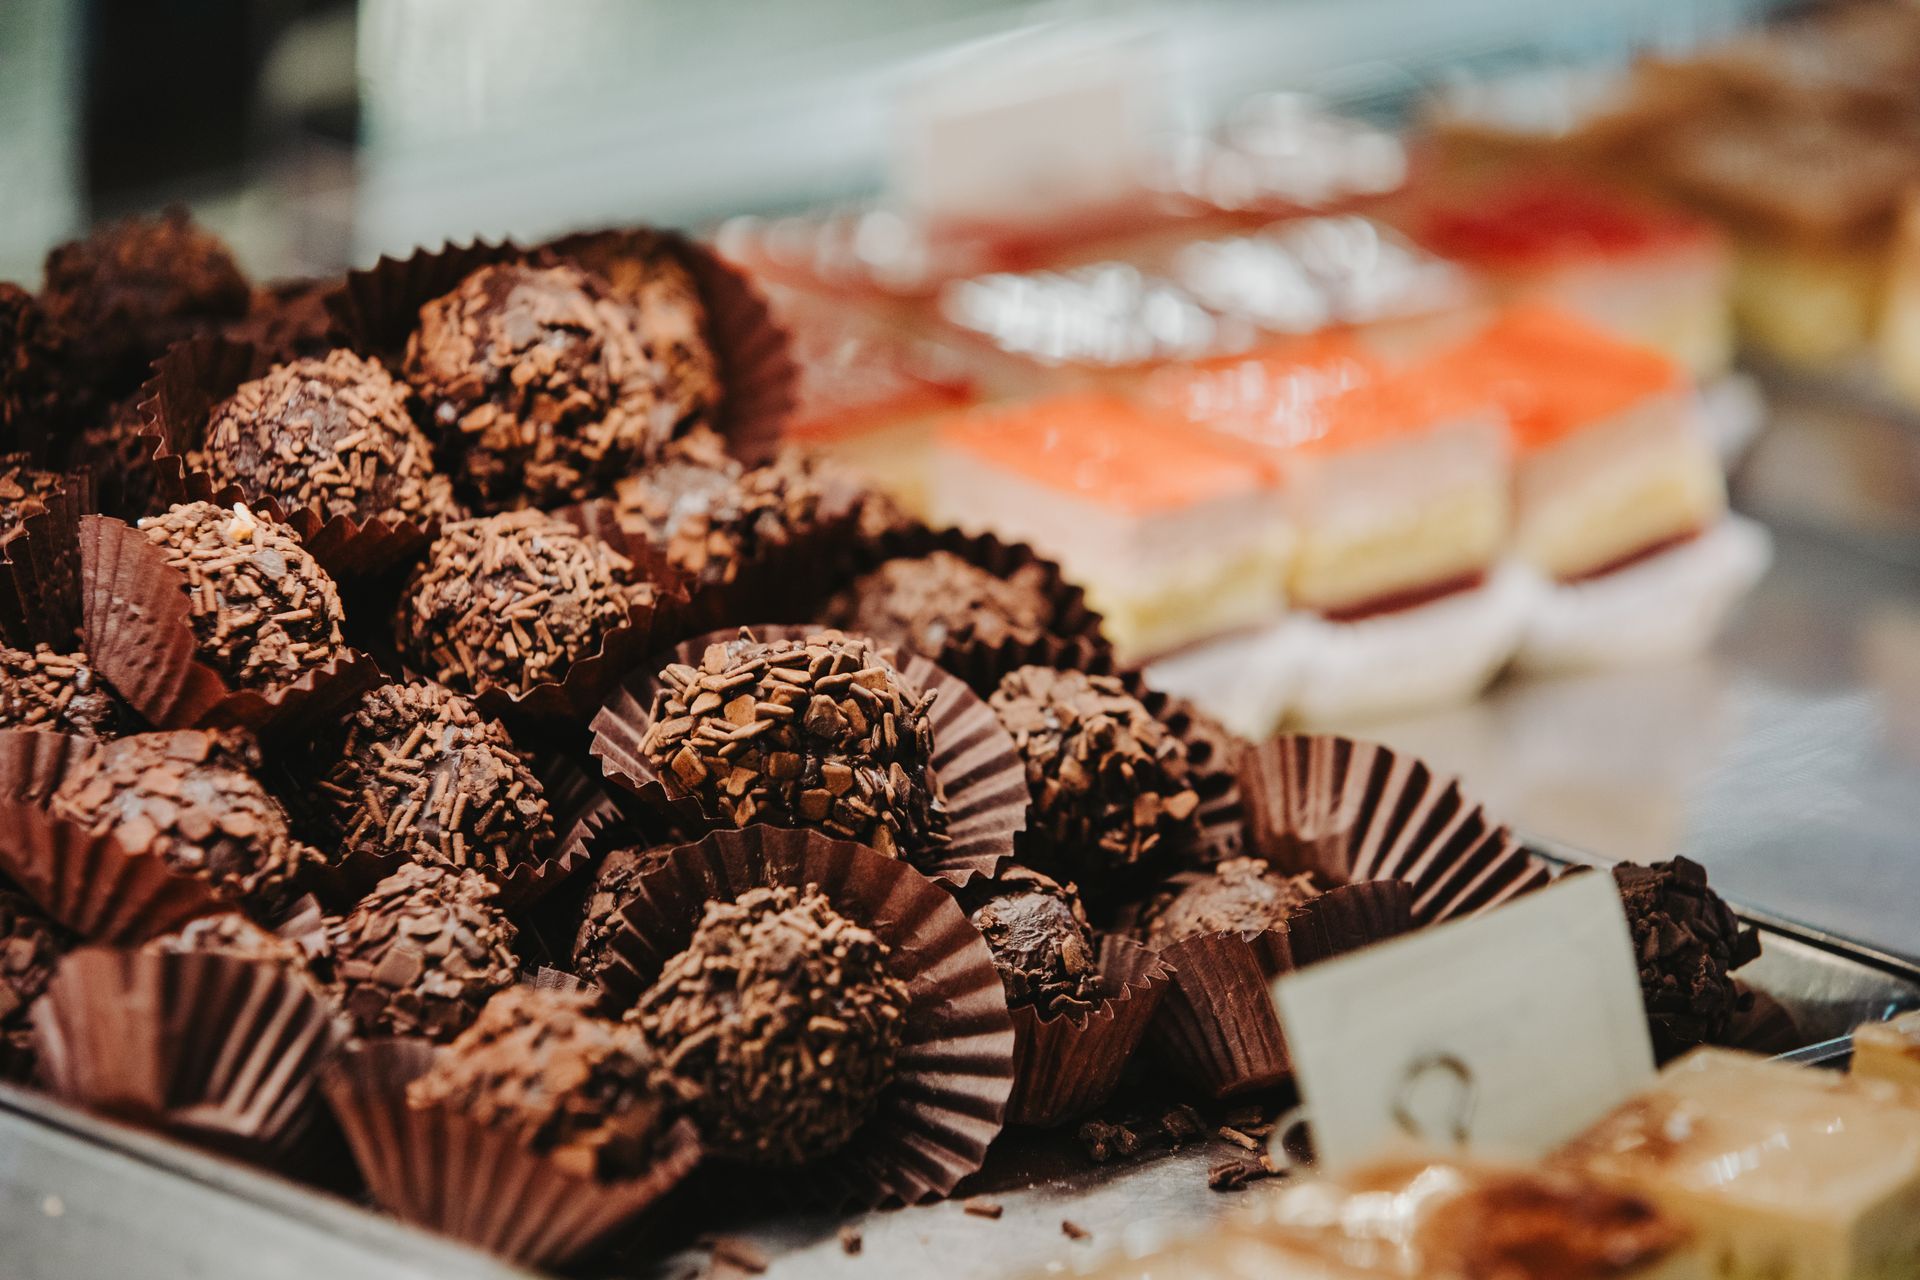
[591,624,1025,888]
[0,728,94,804]
[826,523,1115,697]
[595,826,1015,1208]
[136,335,446,579]
[78,514,380,736]
[1240,734,1550,924]
[321,1038,703,1268]
[1147,879,1414,1098]
[1008,936,1170,1128]
[539,226,799,464]
[31,946,343,1160]
[0,463,93,648]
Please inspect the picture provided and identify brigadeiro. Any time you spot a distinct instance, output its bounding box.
[571,842,676,984]
[397,510,651,699]
[0,644,128,737]
[409,985,673,1178]
[223,278,339,364]
[402,261,665,510]
[610,426,842,587]
[140,500,349,692]
[48,729,309,912]
[143,911,315,970]
[640,629,947,860]
[631,884,909,1166]
[39,209,250,397]
[1142,858,1322,948]
[195,350,461,528]
[820,550,1057,659]
[989,666,1201,886]
[324,861,519,1042]
[1607,857,1762,1060]
[313,680,555,878]
[966,867,1098,1016]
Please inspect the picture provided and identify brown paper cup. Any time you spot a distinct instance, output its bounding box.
[0,461,93,648]
[539,226,799,464]
[595,826,1015,1208]
[591,625,1025,888]
[136,335,447,579]
[1147,879,1414,1099]
[31,946,343,1160]
[321,1038,703,1269]
[0,795,225,942]
[0,728,94,804]
[1008,936,1170,1128]
[78,514,381,737]
[1239,734,1550,925]
[821,523,1116,697]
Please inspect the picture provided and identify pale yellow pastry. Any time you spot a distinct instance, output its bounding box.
[1557,1048,1920,1280]
[1851,1012,1920,1093]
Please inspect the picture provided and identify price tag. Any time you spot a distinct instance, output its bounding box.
[1272,872,1653,1173]
[892,24,1163,231]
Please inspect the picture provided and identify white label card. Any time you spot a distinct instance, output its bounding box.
[1272,873,1654,1173]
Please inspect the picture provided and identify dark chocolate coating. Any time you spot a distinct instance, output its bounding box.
[324,862,519,1042]
[50,729,308,913]
[408,985,671,1179]
[40,209,249,398]
[1610,857,1761,1061]
[1145,858,1320,948]
[142,500,349,692]
[820,551,1057,660]
[198,350,460,526]
[396,510,648,698]
[633,885,909,1166]
[402,261,665,510]
[0,644,127,737]
[967,867,1098,1015]
[315,680,555,879]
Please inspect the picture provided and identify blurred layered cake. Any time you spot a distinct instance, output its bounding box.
[1557,1048,1920,1280]
[929,392,1290,663]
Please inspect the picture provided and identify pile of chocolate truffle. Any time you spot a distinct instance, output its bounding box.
[0,211,1779,1272]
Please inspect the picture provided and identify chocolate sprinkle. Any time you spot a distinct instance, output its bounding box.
[324,861,519,1042]
[140,500,349,692]
[966,867,1098,1016]
[640,629,947,861]
[0,644,127,737]
[407,985,671,1179]
[990,667,1201,884]
[397,510,649,699]
[820,551,1057,659]
[1143,859,1321,948]
[314,680,554,879]
[633,885,909,1166]
[197,350,461,527]
[50,729,309,912]
[402,261,665,510]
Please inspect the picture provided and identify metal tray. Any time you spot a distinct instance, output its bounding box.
[7,849,1918,1280]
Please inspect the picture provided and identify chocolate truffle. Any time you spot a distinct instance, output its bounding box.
[0,644,127,737]
[324,862,519,1042]
[571,842,677,984]
[0,286,75,453]
[633,885,909,1165]
[314,680,555,878]
[968,867,1098,1015]
[144,911,316,971]
[612,426,840,586]
[1609,857,1762,1060]
[641,629,947,860]
[196,350,461,527]
[1144,858,1321,948]
[40,209,250,396]
[0,886,68,1029]
[409,985,671,1178]
[223,278,338,363]
[550,235,721,436]
[74,395,162,521]
[821,551,1057,659]
[49,729,308,911]
[402,261,663,509]
[140,500,349,691]
[990,667,1201,883]
[397,510,649,698]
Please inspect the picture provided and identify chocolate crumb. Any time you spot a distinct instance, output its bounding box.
[1077,1119,1142,1164]
[838,1226,863,1255]
[1159,1104,1206,1147]
[703,1236,769,1275]
[1208,1158,1279,1191]
[1061,1220,1090,1241]
[962,1197,1004,1220]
